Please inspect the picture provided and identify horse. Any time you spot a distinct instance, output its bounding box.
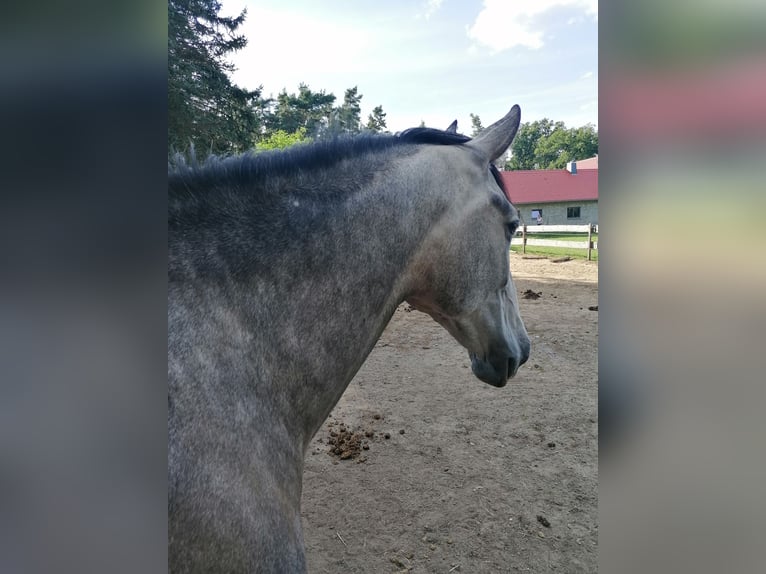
[168,104,530,573]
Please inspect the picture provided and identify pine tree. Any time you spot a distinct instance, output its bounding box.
[266,84,336,137]
[469,113,484,136]
[328,86,363,135]
[168,0,262,156]
[365,105,388,133]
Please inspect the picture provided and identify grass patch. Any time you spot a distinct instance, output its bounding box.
[523,232,598,241]
[511,230,598,261]
[510,244,598,261]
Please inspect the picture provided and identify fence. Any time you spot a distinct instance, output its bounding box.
[511,224,599,261]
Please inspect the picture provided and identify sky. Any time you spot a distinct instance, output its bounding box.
[220,0,598,134]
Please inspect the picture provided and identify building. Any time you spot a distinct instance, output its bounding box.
[500,157,598,226]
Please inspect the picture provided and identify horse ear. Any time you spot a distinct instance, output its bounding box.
[466,105,521,162]
[445,120,458,133]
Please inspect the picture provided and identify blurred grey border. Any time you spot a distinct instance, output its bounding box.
[0,2,168,573]
[2,1,766,573]
[601,1,766,572]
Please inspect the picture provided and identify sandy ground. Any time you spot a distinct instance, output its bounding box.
[301,255,598,573]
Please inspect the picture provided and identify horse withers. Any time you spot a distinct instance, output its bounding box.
[168,105,530,572]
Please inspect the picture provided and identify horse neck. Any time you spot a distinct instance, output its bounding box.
[169,148,457,456]
[245,152,452,450]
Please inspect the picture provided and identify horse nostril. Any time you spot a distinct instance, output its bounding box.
[506,357,523,379]
[519,341,531,366]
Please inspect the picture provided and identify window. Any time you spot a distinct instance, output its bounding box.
[531,209,543,224]
[567,206,581,219]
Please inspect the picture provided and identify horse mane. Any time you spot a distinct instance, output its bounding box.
[168,126,512,205]
[168,128,473,193]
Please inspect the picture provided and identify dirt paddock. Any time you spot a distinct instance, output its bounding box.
[302,255,598,573]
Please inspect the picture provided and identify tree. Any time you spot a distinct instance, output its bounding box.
[507,119,563,170]
[168,0,263,156]
[365,105,388,133]
[531,123,598,169]
[328,86,363,135]
[565,124,598,166]
[469,113,484,137]
[266,83,336,137]
[506,120,598,170]
[533,127,572,169]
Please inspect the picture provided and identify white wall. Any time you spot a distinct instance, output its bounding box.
[518,200,598,226]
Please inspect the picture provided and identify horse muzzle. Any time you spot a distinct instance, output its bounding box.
[470,342,530,387]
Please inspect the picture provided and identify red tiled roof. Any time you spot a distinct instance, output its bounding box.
[500,168,598,205]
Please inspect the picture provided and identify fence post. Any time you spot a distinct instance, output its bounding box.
[587,223,593,261]
[522,224,527,254]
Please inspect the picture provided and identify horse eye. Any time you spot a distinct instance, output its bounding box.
[505,222,519,240]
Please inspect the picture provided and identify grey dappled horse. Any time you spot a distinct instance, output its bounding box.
[168,105,530,573]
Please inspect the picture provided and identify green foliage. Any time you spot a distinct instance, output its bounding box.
[507,120,597,170]
[469,113,484,136]
[507,119,563,170]
[168,0,263,156]
[261,85,386,139]
[563,125,599,167]
[533,128,571,169]
[255,127,309,151]
[365,105,388,133]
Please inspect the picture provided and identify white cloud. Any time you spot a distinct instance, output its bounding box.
[227,5,373,94]
[466,0,597,52]
[581,71,594,79]
[423,0,444,20]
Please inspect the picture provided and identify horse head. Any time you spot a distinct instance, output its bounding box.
[406,105,530,387]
